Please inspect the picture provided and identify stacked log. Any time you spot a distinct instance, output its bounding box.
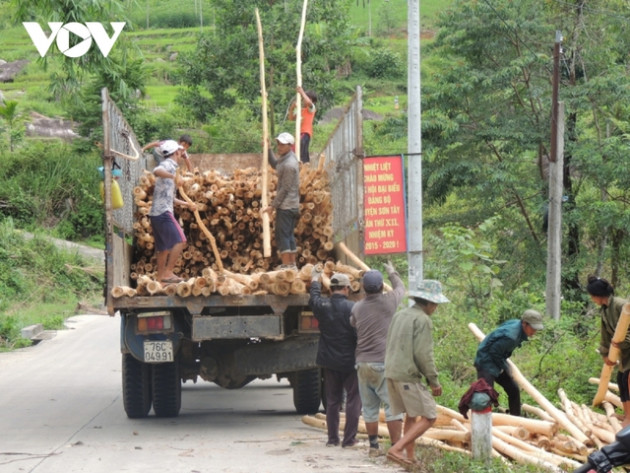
[118,161,347,295]
[111,259,366,298]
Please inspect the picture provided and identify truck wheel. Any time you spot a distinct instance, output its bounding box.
[152,358,181,417]
[292,368,322,414]
[122,354,152,419]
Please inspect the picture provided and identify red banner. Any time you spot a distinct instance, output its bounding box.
[363,155,407,255]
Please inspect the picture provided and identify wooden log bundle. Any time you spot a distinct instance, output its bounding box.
[132,164,335,276]
[112,238,368,298]
[110,160,372,297]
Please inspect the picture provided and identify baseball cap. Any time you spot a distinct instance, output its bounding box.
[276,132,295,145]
[522,309,544,330]
[160,139,184,157]
[409,279,450,303]
[362,270,384,293]
[330,273,350,287]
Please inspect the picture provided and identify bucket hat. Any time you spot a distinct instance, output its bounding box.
[409,279,450,303]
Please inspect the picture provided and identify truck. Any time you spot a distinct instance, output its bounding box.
[100,87,365,418]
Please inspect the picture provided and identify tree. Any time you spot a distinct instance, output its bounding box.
[177,0,352,133]
[422,0,630,300]
[11,0,147,140]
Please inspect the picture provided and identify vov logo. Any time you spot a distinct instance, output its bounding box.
[23,22,126,58]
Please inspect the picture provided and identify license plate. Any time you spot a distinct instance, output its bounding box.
[144,341,173,363]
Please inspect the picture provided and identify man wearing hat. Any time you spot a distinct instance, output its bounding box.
[263,132,300,269]
[350,262,406,455]
[474,309,544,417]
[309,267,361,448]
[148,140,197,284]
[384,279,449,467]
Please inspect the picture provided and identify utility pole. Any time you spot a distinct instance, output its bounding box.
[546,31,563,320]
[407,0,422,294]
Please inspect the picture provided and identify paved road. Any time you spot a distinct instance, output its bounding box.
[19,231,104,264]
[0,315,400,473]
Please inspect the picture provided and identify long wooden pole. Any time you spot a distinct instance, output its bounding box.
[255,9,272,258]
[338,242,392,292]
[178,185,224,272]
[294,0,308,161]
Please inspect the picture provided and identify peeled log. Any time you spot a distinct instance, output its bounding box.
[558,388,591,437]
[491,435,568,473]
[494,425,531,441]
[492,428,580,470]
[605,391,622,409]
[589,377,619,392]
[523,404,555,423]
[491,413,557,438]
[602,401,623,433]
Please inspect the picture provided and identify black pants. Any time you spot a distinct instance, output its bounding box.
[476,368,521,416]
[323,368,361,446]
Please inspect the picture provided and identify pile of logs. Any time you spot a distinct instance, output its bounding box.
[301,323,627,472]
[116,159,345,296]
[111,260,366,298]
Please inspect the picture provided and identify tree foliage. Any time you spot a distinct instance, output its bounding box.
[0,100,24,152]
[177,0,353,133]
[422,0,630,298]
[11,0,147,141]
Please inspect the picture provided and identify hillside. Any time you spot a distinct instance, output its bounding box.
[0,0,451,147]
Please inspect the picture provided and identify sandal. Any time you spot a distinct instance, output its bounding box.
[386,451,413,468]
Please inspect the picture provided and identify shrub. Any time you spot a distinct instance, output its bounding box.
[366,48,403,79]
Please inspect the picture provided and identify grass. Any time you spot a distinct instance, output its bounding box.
[0,222,104,351]
[348,0,453,36]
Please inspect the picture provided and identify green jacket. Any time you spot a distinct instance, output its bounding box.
[384,304,439,387]
[474,319,527,378]
[599,296,630,372]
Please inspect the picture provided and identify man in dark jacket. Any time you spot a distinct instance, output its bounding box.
[309,268,361,448]
[474,309,544,416]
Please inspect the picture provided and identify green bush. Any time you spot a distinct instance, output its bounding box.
[366,48,404,79]
[0,220,103,349]
[0,141,102,240]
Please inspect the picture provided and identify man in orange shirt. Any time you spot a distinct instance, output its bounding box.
[289,86,317,164]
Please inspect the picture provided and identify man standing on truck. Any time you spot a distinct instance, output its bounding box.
[288,86,317,164]
[148,139,197,284]
[142,134,194,172]
[263,132,300,269]
[309,267,361,448]
[350,262,406,456]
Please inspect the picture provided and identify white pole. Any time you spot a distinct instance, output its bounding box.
[471,409,492,460]
[407,0,423,292]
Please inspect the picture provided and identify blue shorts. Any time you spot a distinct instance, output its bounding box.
[275,208,299,253]
[150,212,186,252]
[356,362,403,423]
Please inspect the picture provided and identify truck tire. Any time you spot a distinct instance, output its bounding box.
[122,354,152,418]
[292,368,322,414]
[152,358,181,417]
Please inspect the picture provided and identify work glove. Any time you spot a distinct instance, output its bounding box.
[383,260,395,274]
[311,264,323,283]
